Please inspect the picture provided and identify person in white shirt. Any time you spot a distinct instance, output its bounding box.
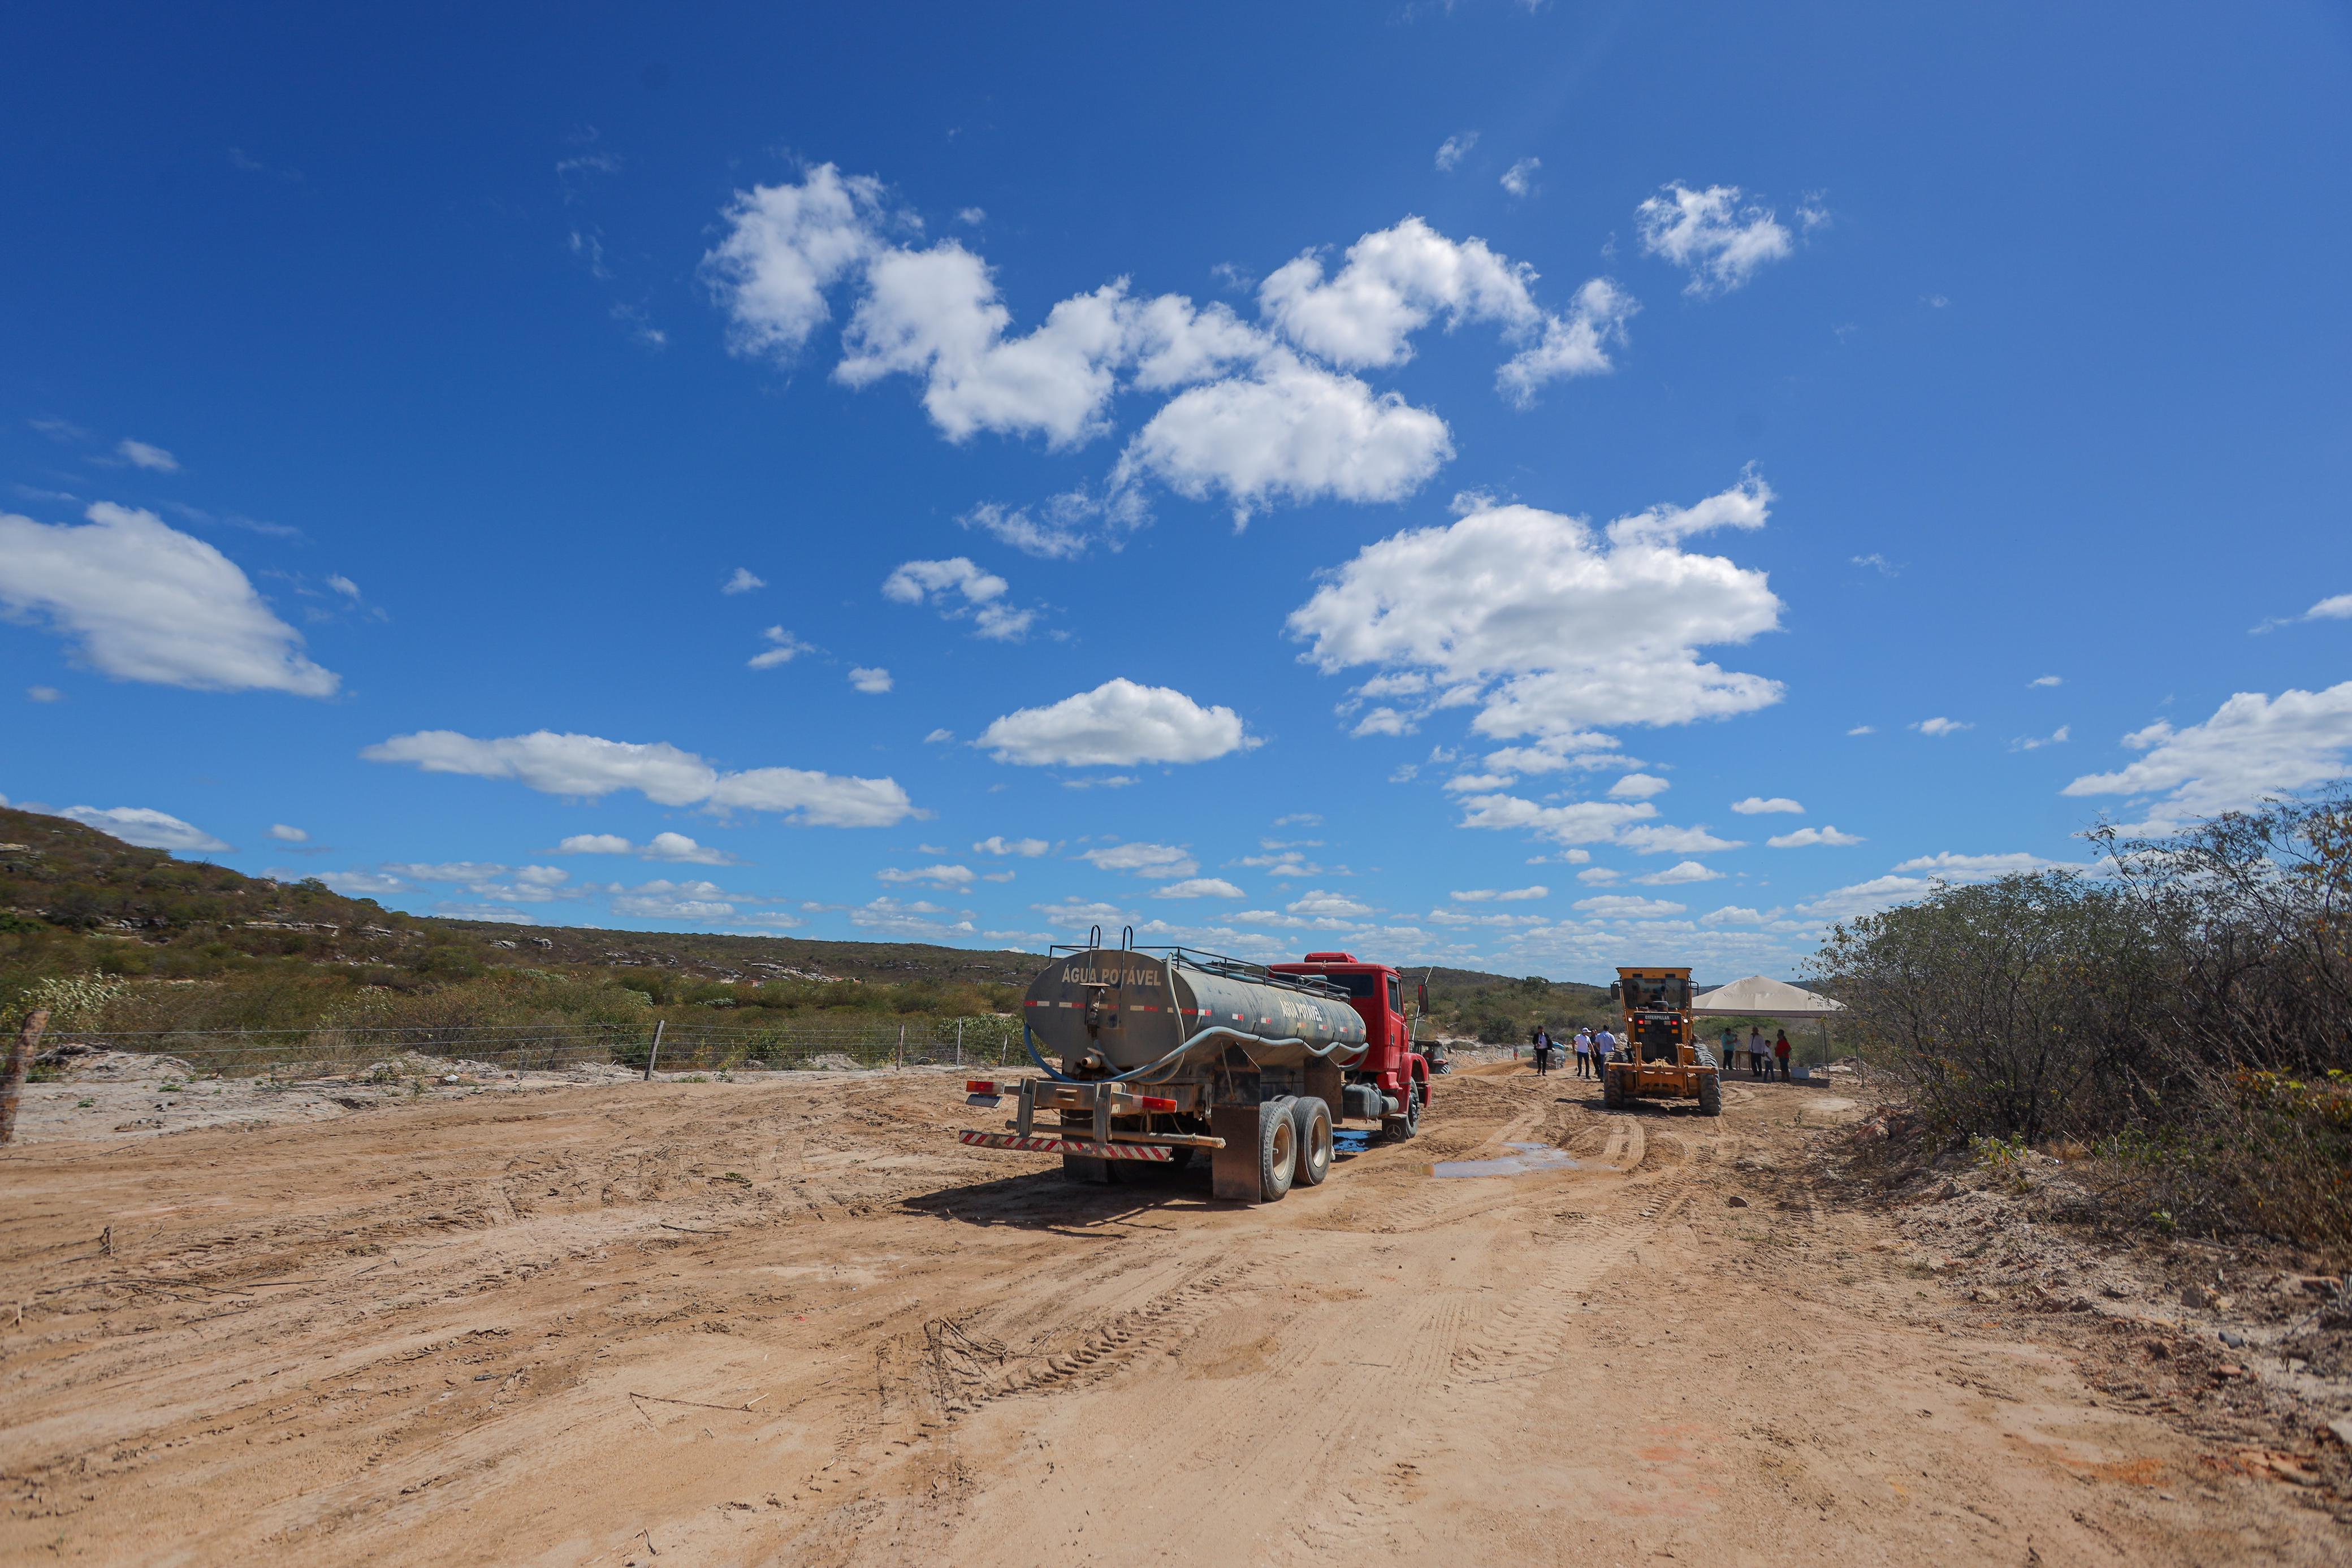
[1593,1028,1617,1074]
[1573,1028,1593,1078]
[1748,1026,1768,1078]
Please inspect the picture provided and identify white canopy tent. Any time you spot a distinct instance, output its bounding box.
[1692,976,1848,1077]
[1691,976,1844,1020]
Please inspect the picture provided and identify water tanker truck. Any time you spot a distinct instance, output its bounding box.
[959,933,1432,1203]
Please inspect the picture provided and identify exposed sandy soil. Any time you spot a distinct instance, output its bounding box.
[2,1058,2344,1565]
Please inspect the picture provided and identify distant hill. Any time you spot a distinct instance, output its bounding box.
[0,804,1664,1045]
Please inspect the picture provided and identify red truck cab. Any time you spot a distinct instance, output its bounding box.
[1269,951,1431,1133]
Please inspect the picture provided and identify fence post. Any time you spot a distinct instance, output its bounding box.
[1,1009,50,1147]
[956,1019,963,1067]
[896,1023,905,1072]
[643,1019,665,1082]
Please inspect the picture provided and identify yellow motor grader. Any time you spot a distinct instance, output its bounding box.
[1602,966,1722,1116]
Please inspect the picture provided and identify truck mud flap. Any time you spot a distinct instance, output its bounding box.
[957,1130,1173,1162]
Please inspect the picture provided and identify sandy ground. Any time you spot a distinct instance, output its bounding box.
[2,1058,2344,1565]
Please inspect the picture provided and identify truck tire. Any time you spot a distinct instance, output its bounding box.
[1602,1069,1624,1110]
[1258,1096,1298,1201]
[1291,1097,1333,1186]
[1380,1083,1422,1143]
[1697,1072,1722,1116]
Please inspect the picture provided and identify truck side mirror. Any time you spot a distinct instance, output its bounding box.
[1607,981,1621,1000]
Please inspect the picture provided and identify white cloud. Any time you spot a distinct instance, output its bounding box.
[1259,216,1544,370]
[747,626,817,669]
[1912,717,1971,737]
[1636,183,1795,296]
[0,504,338,696]
[363,729,917,828]
[848,666,893,694]
[58,805,228,853]
[1034,897,1134,930]
[1634,860,1723,885]
[2252,595,2352,634]
[1156,877,1245,899]
[960,496,1095,560]
[837,246,1138,447]
[383,861,512,883]
[613,877,745,922]
[116,438,179,473]
[1080,841,1199,879]
[1289,477,1780,748]
[318,870,404,896]
[1607,773,1671,799]
[27,685,61,702]
[1494,279,1637,406]
[1577,867,1621,883]
[877,863,976,887]
[883,556,1034,640]
[974,835,1050,857]
[556,833,634,855]
[1456,794,1658,846]
[2061,683,2352,831]
[977,678,1255,767]
[1731,796,1803,815]
[849,895,976,938]
[1575,894,1687,918]
[267,824,308,842]
[643,831,734,865]
[1616,824,1745,855]
[1451,885,1547,902]
[1434,132,1478,172]
[1701,905,1769,926]
[924,728,955,744]
[1766,825,1865,848]
[702,163,888,361]
[1112,349,1453,524]
[2011,725,2070,752]
[1499,157,1540,197]
[1062,774,1138,790]
[326,574,360,599]
[1848,725,1877,736]
[721,567,766,595]
[1890,851,2063,876]
[1289,889,1372,919]
[2030,674,2063,687]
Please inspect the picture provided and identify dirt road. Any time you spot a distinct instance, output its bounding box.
[1,1061,2340,1564]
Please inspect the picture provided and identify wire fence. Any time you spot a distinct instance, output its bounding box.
[27,1015,1031,1081]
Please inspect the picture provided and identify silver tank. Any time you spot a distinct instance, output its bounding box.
[1025,948,1368,1072]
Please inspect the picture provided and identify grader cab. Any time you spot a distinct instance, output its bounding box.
[1603,966,1722,1116]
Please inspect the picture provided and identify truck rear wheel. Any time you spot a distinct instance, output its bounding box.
[1602,1069,1624,1110]
[1697,1072,1722,1116]
[1291,1097,1333,1186]
[1259,1096,1298,1201]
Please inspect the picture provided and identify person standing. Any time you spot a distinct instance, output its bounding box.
[1719,1026,1736,1072]
[1534,1026,1552,1076]
[1748,1025,1767,1078]
[1594,1025,1616,1078]
[1774,1030,1792,1082]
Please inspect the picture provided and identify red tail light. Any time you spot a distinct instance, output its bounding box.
[1134,1095,1177,1112]
[965,1080,1000,1095]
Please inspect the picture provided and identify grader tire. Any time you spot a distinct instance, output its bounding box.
[1698,1072,1723,1116]
[1603,1069,1625,1110]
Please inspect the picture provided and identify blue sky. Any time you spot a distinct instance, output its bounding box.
[4,2,2350,981]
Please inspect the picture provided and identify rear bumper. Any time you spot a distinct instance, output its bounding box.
[957,1129,1173,1162]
